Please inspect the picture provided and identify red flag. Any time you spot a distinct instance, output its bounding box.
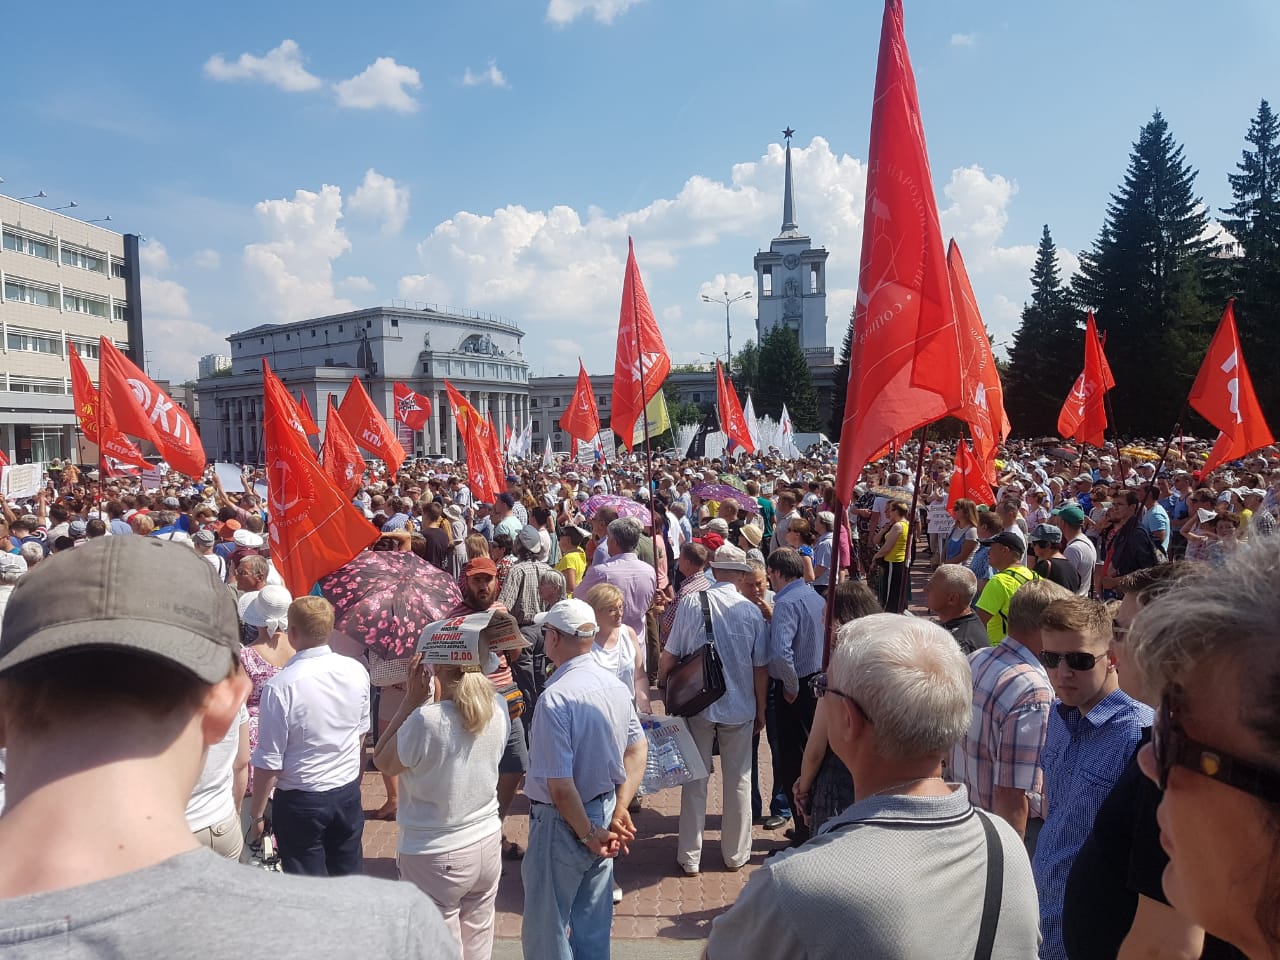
[611,238,671,448]
[393,382,432,432]
[337,377,406,476]
[263,360,377,597]
[1056,311,1111,447]
[947,440,995,509]
[461,413,501,502]
[321,395,366,499]
[296,392,320,436]
[716,361,755,453]
[834,0,961,500]
[98,337,206,477]
[68,344,148,468]
[1189,300,1274,473]
[947,241,1010,481]
[560,360,602,446]
[485,414,504,477]
[0,448,8,468]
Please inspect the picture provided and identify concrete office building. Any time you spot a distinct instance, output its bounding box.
[0,193,144,464]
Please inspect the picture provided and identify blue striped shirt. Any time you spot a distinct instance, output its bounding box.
[1032,687,1153,960]
[769,578,826,695]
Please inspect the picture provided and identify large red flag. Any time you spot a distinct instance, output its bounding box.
[716,361,755,454]
[947,240,1010,480]
[611,238,671,448]
[321,395,366,499]
[1057,311,1112,447]
[263,360,377,596]
[337,377,405,476]
[484,414,504,477]
[560,360,602,446]
[834,0,961,500]
[68,344,148,468]
[947,440,995,509]
[296,392,320,436]
[393,381,432,432]
[461,413,501,502]
[1189,300,1274,473]
[98,337,206,477]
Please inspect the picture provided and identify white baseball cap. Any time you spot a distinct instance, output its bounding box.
[533,598,598,639]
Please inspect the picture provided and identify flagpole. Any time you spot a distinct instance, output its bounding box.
[1156,402,1190,473]
[633,294,662,592]
[906,424,931,570]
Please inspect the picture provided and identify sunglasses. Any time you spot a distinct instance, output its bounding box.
[1153,689,1280,803]
[809,672,869,719]
[1039,650,1108,671]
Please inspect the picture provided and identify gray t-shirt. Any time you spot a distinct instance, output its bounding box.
[0,848,458,959]
[705,787,1041,959]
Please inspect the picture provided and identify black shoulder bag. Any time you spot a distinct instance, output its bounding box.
[663,591,727,718]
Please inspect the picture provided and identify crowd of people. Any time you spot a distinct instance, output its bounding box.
[0,434,1278,959]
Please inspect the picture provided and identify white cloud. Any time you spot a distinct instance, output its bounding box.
[243,184,355,323]
[140,269,229,381]
[203,39,322,92]
[138,240,171,273]
[950,32,978,47]
[142,276,190,319]
[333,58,421,113]
[338,275,376,294]
[462,60,509,89]
[347,168,410,235]
[190,249,221,270]
[546,0,644,24]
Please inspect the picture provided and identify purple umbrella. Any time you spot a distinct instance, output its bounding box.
[692,482,760,515]
[581,494,653,523]
[318,550,462,658]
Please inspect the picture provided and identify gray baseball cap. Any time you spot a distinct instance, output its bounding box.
[0,535,240,683]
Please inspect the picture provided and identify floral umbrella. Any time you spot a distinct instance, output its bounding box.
[318,550,461,658]
[716,474,747,491]
[693,482,760,515]
[581,494,653,522]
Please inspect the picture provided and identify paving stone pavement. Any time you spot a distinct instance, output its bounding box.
[361,546,938,947]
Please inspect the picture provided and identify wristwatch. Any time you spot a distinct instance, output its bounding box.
[578,826,598,845]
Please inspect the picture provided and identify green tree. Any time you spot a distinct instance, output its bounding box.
[1072,111,1219,435]
[1003,225,1082,436]
[1222,98,1280,422]
[828,315,854,436]
[731,339,760,398]
[755,325,819,431]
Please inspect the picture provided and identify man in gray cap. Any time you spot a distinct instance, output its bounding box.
[0,536,455,958]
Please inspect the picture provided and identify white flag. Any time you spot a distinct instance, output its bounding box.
[742,394,761,455]
[779,403,801,458]
[542,435,554,469]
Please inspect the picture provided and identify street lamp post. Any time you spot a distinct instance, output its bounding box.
[701,289,753,377]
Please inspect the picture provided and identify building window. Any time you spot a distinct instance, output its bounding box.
[112,301,128,321]
[761,266,772,297]
[63,291,110,318]
[70,338,99,359]
[366,320,372,329]
[8,376,66,394]
[810,264,821,294]
[530,398,539,408]
[692,393,701,403]
[2,230,55,261]
[598,395,607,406]
[61,246,107,273]
[391,317,399,329]
[3,278,58,308]
[532,421,541,434]
[552,397,560,408]
[7,329,63,356]
[422,361,429,373]
[111,258,128,278]
[338,325,344,332]
[311,329,316,337]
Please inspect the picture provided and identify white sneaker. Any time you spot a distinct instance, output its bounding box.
[612,882,623,904]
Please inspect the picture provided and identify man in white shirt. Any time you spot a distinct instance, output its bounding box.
[249,596,371,876]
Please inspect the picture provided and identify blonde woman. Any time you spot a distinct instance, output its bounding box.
[585,583,650,712]
[374,651,509,960]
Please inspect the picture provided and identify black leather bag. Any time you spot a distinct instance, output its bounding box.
[664,591,727,718]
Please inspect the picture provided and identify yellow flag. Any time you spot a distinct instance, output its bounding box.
[632,391,671,447]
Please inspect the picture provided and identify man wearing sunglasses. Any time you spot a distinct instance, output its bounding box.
[1032,597,1154,960]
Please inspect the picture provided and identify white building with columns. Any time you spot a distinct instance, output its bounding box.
[195,304,531,464]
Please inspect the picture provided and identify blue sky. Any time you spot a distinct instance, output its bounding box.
[4,0,1277,382]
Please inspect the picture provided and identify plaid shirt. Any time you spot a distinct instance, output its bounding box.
[1032,688,1154,960]
[950,636,1052,820]
[660,570,712,641]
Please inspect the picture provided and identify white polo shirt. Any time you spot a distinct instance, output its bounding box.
[252,646,370,792]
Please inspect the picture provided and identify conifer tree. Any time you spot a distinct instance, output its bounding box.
[828,316,854,436]
[756,325,819,431]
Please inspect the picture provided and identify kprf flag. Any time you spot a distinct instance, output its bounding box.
[1189,299,1274,474]
[948,439,994,508]
[947,240,1010,480]
[716,361,755,454]
[338,377,406,476]
[321,395,366,499]
[68,344,147,468]
[560,360,602,446]
[779,404,801,459]
[263,360,377,597]
[611,238,671,448]
[296,393,320,436]
[393,382,432,432]
[98,337,205,477]
[1057,311,1112,448]
[834,0,961,501]
[742,394,761,455]
[631,391,672,449]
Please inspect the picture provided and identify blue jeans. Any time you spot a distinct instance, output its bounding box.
[750,680,792,820]
[521,793,616,960]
